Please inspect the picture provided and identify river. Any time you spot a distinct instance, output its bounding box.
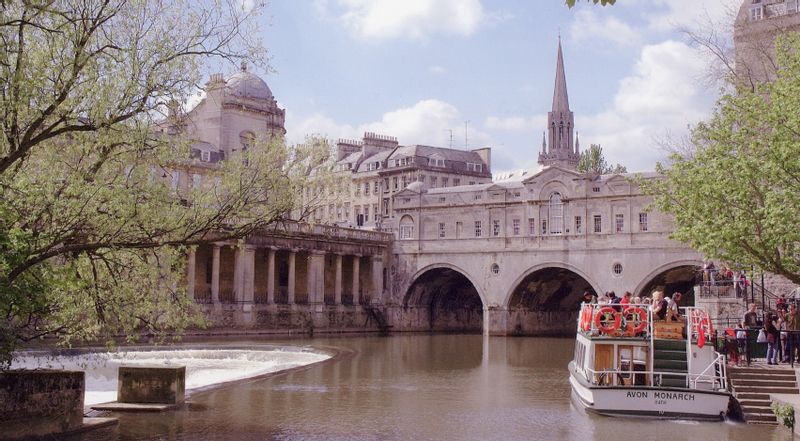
[74,335,788,441]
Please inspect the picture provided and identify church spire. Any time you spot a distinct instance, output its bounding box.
[538,38,580,170]
[552,36,570,113]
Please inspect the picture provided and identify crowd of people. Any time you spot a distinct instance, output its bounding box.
[727,302,800,366]
[581,290,684,322]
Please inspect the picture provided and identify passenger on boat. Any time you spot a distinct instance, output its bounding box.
[667,292,683,322]
[609,292,621,311]
[651,291,668,321]
[620,291,632,306]
[633,296,641,305]
[582,291,597,305]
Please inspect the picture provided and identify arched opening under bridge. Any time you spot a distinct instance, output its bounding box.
[402,267,483,332]
[506,267,597,336]
[637,264,700,307]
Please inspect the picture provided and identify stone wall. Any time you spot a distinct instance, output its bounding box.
[201,304,384,335]
[0,370,84,440]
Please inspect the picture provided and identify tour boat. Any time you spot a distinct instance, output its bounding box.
[569,304,731,420]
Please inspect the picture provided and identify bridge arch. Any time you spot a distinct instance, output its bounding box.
[503,262,601,336]
[402,263,485,332]
[633,259,703,303]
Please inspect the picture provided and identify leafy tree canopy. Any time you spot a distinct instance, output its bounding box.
[577,144,628,174]
[643,34,800,285]
[0,1,336,367]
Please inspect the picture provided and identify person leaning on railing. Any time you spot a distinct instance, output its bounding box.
[784,303,800,364]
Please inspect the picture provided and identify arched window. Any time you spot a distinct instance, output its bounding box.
[399,215,415,240]
[549,192,563,235]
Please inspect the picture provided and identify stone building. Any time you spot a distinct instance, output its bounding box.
[386,40,707,335]
[309,133,493,230]
[735,0,800,86]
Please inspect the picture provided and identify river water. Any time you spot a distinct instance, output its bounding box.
[75,335,788,441]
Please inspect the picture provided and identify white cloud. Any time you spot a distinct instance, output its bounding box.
[322,0,486,41]
[286,99,493,148]
[570,9,641,47]
[576,40,716,171]
[429,65,447,75]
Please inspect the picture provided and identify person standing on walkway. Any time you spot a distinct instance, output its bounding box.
[785,304,800,364]
[765,311,780,365]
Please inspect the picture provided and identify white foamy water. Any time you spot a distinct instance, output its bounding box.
[11,348,330,405]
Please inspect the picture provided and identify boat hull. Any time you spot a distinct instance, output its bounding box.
[569,366,730,420]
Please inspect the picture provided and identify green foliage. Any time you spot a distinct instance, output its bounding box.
[0,1,338,367]
[566,0,616,7]
[772,402,795,429]
[577,144,627,174]
[643,33,800,286]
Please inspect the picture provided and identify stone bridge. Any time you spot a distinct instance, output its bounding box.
[388,232,702,336]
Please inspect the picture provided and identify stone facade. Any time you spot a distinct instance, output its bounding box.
[735,0,800,85]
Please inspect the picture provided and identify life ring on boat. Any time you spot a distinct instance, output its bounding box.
[594,306,620,334]
[623,307,648,335]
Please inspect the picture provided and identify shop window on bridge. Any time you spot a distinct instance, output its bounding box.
[492,220,501,237]
[575,216,582,234]
[593,215,602,233]
[639,212,648,232]
[438,222,446,238]
[512,219,520,235]
[399,215,414,240]
[528,218,536,236]
[548,192,563,235]
[474,220,482,237]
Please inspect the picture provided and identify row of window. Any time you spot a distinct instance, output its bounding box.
[400,213,650,240]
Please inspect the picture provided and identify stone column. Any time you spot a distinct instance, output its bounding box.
[187,248,196,301]
[211,245,220,308]
[287,250,296,305]
[233,247,242,302]
[334,254,343,305]
[266,248,276,304]
[242,247,255,304]
[371,255,384,304]
[352,255,361,306]
[307,251,325,305]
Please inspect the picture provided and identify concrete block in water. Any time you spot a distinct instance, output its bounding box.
[118,365,185,405]
[0,370,85,440]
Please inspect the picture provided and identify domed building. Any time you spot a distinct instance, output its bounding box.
[173,62,286,164]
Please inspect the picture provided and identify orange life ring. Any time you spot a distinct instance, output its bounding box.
[623,306,648,335]
[594,306,620,334]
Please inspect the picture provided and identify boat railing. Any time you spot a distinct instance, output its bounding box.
[689,352,727,390]
[577,303,653,339]
[582,366,726,391]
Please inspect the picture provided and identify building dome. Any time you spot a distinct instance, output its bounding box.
[225,62,273,101]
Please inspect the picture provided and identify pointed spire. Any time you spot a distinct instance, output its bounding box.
[542,132,547,153]
[552,37,570,113]
[575,131,580,154]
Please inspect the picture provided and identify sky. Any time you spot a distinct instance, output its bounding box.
[242,0,742,175]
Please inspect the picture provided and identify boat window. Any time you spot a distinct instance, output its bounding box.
[617,345,649,386]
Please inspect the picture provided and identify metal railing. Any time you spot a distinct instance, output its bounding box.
[581,365,727,390]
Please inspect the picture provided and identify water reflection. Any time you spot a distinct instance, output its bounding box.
[73,335,788,441]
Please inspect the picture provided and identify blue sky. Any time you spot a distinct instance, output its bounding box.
[247,0,739,174]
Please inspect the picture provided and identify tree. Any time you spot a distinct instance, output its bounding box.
[643,33,800,285]
[0,1,335,367]
[577,144,627,174]
[566,0,616,7]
